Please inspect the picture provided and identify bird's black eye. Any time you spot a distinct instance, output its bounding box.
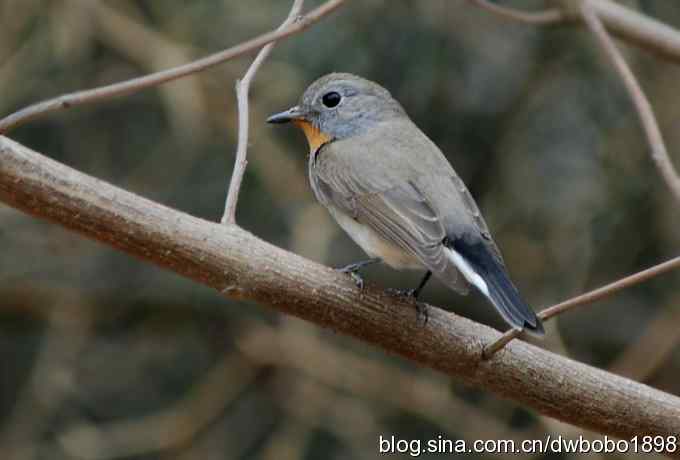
[321,91,341,108]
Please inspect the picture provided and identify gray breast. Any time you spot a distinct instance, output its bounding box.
[309,144,421,269]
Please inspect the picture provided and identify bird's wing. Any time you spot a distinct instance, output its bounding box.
[435,172,505,264]
[312,147,468,294]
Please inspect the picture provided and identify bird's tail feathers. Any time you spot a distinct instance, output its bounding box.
[444,238,544,336]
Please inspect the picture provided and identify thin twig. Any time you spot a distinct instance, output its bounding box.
[581,1,680,203]
[0,0,346,135]
[222,0,305,225]
[468,0,567,25]
[483,255,680,359]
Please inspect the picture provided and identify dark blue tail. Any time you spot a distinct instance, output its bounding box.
[448,237,544,335]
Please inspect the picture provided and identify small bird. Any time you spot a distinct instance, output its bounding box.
[268,73,543,335]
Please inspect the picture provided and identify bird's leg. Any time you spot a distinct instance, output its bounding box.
[337,258,381,290]
[386,271,432,299]
[386,271,432,325]
[412,270,432,300]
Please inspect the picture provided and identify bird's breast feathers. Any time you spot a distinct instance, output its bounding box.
[328,206,422,270]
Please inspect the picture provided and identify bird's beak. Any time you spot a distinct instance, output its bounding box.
[266,105,305,124]
[267,105,330,152]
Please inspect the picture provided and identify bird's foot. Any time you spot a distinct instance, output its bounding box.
[343,270,365,290]
[386,288,429,325]
[336,258,380,290]
[337,264,365,290]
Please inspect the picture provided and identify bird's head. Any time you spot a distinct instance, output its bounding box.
[267,73,406,152]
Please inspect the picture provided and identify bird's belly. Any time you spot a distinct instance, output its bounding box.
[328,207,422,270]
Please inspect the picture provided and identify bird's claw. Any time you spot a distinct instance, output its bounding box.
[386,288,428,325]
[337,265,365,290]
[339,262,365,274]
[336,259,381,290]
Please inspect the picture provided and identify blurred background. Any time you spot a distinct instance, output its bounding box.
[1,0,679,458]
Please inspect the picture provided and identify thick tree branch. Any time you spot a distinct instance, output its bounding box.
[222,0,305,225]
[1,136,680,450]
[0,0,346,135]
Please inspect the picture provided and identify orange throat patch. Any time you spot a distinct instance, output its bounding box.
[293,120,332,153]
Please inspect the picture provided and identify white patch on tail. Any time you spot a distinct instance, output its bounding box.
[445,247,490,298]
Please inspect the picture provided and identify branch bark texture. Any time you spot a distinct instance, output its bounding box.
[1,136,680,449]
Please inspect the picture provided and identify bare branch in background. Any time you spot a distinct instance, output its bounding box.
[587,0,680,64]
[0,291,93,460]
[2,136,680,449]
[483,255,680,358]
[0,0,346,135]
[580,1,680,202]
[58,352,259,460]
[222,0,305,225]
[84,1,208,140]
[608,303,680,381]
[468,0,567,25]
[467,0,680,357]
[469,0,680,202]
[238,322,539,442]
[470,0,680,65]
